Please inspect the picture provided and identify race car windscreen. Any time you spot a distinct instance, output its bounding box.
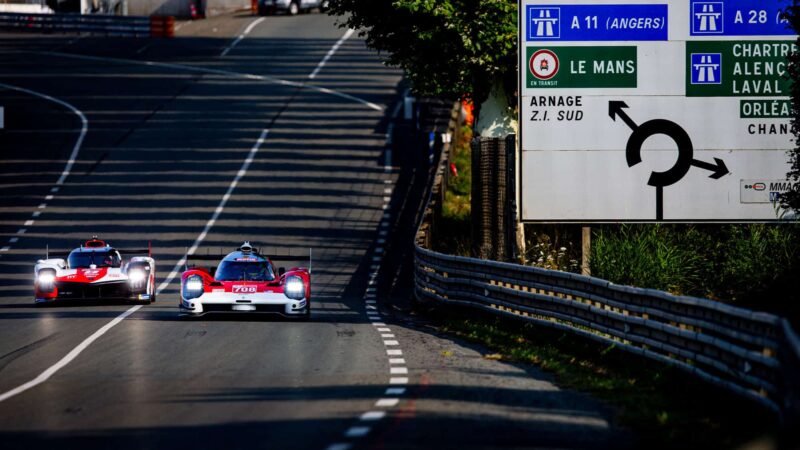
[215,261,275,281]
[68,250,122,268]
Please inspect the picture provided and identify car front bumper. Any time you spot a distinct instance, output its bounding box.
[180,292,308,317]
[35,281,149,303]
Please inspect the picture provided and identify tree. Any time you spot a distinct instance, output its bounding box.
[327,0,518,137]
[783,3,800,213]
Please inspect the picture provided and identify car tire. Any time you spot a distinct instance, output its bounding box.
[288,1,299,15]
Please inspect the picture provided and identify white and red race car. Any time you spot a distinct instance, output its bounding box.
[34,237,156,304]
[179,242,311,319]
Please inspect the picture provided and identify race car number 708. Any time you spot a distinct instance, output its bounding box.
[232,285,257,293]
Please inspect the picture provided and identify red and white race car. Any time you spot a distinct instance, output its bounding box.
[34,237,156,304]
[179,242,311,319]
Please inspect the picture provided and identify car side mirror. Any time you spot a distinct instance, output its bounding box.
[278,267,285,277]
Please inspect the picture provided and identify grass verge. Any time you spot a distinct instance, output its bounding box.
[424,304,786,449]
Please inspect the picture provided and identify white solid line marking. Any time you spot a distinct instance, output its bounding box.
[390,367,408,375]
[386,349,402,355]
[221,16,265,57]
[0,305,141,403]
[0,247,9,252]
[24,220,33,226]
[345,426,371,438]
[0,82,87,188]
[376,398,399,407]
[360,411,386,421]
[377,327,391,332]
[384,340,399,346]
[32,212,41,218]
[386,387,406,395]
[390,377,409,384]
[389,358,406,365]
[9,237,18,243]
[380,333,394,338]
[309,28,355,79]
[17,229,26,235]
[325,444,352,450]
[157,129,269,293]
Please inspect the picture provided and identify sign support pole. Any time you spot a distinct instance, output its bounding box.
[581,226,591,276]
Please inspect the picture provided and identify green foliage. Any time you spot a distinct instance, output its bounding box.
[718,224,799,298]
[327,0,517,104]
[590,224,800,314]
[436,125,473,256]
[524,225,581,271]
[591,225,711,295]
[783,4,800,212]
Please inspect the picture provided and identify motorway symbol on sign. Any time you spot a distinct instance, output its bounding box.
[530,8,560,39]
[609,101,729,219]
[692,2,723,34]
[690,53,722,84]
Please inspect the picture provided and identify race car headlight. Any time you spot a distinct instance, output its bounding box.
[128,269,146,283]
[37,271,56,292]
[38,272,55,284]
[182,275,204,300]
[284,276,305,300]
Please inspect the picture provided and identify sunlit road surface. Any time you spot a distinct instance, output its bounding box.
[0,13,630,449]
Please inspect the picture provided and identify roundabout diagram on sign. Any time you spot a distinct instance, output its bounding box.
[609,101,730,220]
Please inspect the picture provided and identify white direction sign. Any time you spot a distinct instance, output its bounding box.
[519,0,797,222]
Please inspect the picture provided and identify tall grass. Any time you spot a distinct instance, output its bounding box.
[590,224,800,320]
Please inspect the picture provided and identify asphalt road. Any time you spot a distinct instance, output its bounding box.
[0,12,630,449]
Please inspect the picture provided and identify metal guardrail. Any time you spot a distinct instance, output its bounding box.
[413,106,800,426]
[0,12,174,37]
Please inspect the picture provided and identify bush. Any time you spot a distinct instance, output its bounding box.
[589,224,800,320]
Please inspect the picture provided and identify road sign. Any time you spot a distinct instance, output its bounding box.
[519,0,797,222]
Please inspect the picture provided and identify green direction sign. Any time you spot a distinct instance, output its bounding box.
[526,46,637,89]
[686,41,796,97]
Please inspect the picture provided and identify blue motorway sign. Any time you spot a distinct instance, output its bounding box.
[525,4,668,41]
[689,0,794,36]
